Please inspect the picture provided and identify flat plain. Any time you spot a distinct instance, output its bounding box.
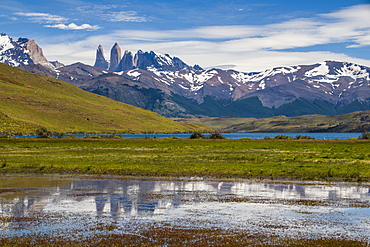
[0,138,369,182]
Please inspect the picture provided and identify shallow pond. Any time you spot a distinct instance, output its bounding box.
[1,176,370,245]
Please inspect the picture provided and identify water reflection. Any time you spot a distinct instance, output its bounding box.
[1,178,370,218]
[1,177,370,241]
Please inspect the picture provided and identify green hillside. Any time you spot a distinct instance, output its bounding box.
[175,111,370,133]
[0,63,212,135]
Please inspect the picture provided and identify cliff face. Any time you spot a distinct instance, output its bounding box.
[108,43,122,72]
[26,40,54,69]
[115,50,135,71]
[94,45,109,69]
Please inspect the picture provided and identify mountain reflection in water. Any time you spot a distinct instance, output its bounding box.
[1,178,370,218]
[1,177,370,243]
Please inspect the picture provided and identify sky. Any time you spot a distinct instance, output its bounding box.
[1,0,370,72]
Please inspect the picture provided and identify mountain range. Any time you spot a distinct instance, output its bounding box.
[1,33,370,118]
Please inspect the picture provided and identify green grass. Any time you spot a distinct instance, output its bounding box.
[0,63,212,134]
[0,138,369,181]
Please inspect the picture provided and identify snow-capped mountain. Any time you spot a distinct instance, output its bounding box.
[0,33,54,69]
[91,43,370,110]
[3,34,369,118]
[117,60,370,108]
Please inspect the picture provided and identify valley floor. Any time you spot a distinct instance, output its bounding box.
[0,138,369,182]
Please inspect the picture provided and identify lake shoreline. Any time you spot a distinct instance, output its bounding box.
[12,132,365,139]
[1,173,370,187]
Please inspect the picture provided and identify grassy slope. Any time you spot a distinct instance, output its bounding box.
[175,111,370,132]
[0,63,212,134]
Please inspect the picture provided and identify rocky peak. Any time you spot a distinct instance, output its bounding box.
[108,42,122,71]
[193,64,203,71]
[93,43,197,72]
[50,61,65,69]
[115,50,134,72]
[134,50,157,70]
[0,33,53,69]
[94,45,109,69]
[26,40,54,69]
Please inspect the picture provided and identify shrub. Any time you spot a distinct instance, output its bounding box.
[0,131,12,138]
[296,135,315,140]
[360,132,370,139]
[53,132,65,138]
[208,132,225,139]
[35,127,52,138]
[273,135,292,140]
[190,132,206,139]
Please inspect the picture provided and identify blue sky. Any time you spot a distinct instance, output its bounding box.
[1,0,370,71]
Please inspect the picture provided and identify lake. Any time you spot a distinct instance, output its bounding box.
[19,132,363,139]
[1,176,369,245]
[78,132,364,139]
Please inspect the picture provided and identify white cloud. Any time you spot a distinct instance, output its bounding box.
[44,23,101,30]
[103,11,148,22]
[76,5,148,22]
[40,4,370,72]
[14,12,100,31]
[14,12,68,23]
[107,4,370,51]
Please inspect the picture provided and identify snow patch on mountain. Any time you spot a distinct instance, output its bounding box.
[335,63,370,79]
[155,53,174,67]
[305,63,329,77]
[0,33,54,69]
[127,69,141,78]
[0,34,14,52]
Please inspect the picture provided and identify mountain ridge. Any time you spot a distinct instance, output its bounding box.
[1,33,370,118]
[174,111,370,133]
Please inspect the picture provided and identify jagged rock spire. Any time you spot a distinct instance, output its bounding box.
[115,50,135,72]
[109,42,122,71]
[94,45,109,69]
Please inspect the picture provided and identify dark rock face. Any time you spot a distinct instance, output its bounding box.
[108,43,122,71]
[94,44,194,72]
[132,50,191,71]
[115,50,135,71]
[94,45,109,69]
[134,50,156,70]
[50,61,65,69]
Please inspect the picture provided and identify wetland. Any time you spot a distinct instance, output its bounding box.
[0,138,369,246]
[1,176,370,246]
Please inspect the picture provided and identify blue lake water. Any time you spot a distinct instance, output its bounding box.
[18,132,364,139]
[76,132,362,139]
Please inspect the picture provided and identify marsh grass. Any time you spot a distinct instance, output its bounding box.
[0,138,369,181]
[0,225,367,246]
